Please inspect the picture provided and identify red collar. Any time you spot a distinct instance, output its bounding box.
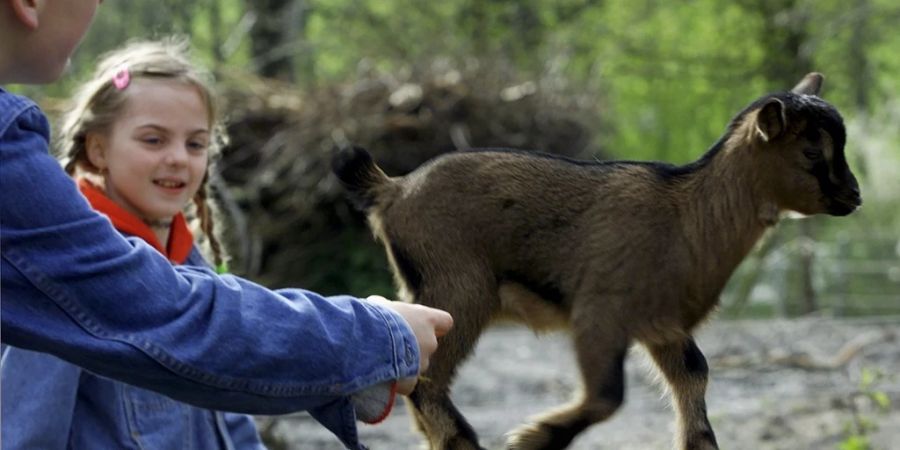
[78,178,194,264]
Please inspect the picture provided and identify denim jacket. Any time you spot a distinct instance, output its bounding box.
[2,246,268,450]
[0,87,418,449]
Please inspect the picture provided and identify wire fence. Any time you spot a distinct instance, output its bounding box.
[722,232,900,318]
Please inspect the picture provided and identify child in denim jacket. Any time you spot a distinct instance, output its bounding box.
[0,2,452,449]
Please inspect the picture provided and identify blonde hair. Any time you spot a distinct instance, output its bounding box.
[58,38,229,269]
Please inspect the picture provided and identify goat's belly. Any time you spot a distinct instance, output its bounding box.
[495,282,570,332]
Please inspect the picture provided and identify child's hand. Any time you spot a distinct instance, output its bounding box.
[366,295,453,394]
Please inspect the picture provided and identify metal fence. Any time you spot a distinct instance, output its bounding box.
[721,231,900,318]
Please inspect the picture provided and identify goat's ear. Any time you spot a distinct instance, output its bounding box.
[755,98,786,143]
[791,72,824,95]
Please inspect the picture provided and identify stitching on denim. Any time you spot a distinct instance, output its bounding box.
[120,384,149,450]
[365,302,402,376]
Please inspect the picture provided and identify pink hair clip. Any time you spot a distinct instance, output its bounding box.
[112,66,131,90]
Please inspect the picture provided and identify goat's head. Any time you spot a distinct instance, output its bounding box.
[748,73,861,216]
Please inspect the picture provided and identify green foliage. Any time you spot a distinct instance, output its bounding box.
[859,368,892,413]
[839,435,871,450]
[55,0,900,164]
[40,0,900,167]
[838,366,894,450]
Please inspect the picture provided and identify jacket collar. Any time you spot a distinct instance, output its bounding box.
[77,178,194,264]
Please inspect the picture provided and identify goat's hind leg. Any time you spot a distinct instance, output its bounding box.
[646,337,719,450]
[408,383,483,450]
[506,314,630,450]
[406,276,495,450]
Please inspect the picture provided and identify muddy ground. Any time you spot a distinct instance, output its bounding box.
[259,317,900,450]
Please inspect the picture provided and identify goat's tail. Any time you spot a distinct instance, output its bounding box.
[332,146,395,212]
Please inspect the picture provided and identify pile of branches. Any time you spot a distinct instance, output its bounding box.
[214,63,607,295]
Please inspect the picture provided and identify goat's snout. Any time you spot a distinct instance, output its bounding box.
[828,199,859,216]
[825,172,862,216]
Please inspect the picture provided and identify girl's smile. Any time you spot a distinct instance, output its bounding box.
[154,177,189,192]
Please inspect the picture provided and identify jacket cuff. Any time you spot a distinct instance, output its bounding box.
[361,301,420,380]
[350,381,398,424]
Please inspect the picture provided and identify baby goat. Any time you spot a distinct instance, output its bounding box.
[333,73,861,450]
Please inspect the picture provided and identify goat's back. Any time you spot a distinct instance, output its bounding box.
[369,150,687,304]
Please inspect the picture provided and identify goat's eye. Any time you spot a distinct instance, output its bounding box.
[802,148,822,161]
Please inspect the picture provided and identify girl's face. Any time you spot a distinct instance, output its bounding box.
[87,78,210,222]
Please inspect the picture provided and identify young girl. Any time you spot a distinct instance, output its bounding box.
[2,39,266,449]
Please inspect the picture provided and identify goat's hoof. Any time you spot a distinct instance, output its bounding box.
[684,442,719,450]
[505,422,558,450]
[685,444,718,450]
[430,436,484,450]
[684,429,719,450]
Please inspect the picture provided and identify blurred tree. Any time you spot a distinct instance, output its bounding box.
[847,0,873,112]
[744,0,814,89]
[162,0,194,38]
[208,0,225,64]
[246,0,302,81]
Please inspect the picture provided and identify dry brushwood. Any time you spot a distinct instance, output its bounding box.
[214,65,606,292]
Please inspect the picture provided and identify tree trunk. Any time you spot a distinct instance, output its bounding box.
[848,0,872,112]
[209,0,224,65]
[247,0,297,82]
[798,219,817,315]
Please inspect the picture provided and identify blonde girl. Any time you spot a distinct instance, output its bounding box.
[61,38,228,271]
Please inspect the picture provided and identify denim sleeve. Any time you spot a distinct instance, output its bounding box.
[0,93,419,431]
[1,347,81,450]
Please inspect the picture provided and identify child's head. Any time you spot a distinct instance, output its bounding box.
[0,0,101,84]
[60,38,228,266]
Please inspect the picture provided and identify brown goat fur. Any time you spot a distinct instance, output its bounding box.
[332,73,861,450]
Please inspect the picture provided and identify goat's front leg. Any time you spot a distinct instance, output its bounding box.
[506,315,630,450]
[647,337,719,450]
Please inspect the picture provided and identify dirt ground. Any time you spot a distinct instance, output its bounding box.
[260,317,900,450]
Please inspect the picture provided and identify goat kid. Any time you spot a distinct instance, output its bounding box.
[333,73,861,450]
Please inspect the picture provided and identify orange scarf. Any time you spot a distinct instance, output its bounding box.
[78,178,194,264]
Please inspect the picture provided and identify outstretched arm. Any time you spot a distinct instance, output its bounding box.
[0,91,441,416]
